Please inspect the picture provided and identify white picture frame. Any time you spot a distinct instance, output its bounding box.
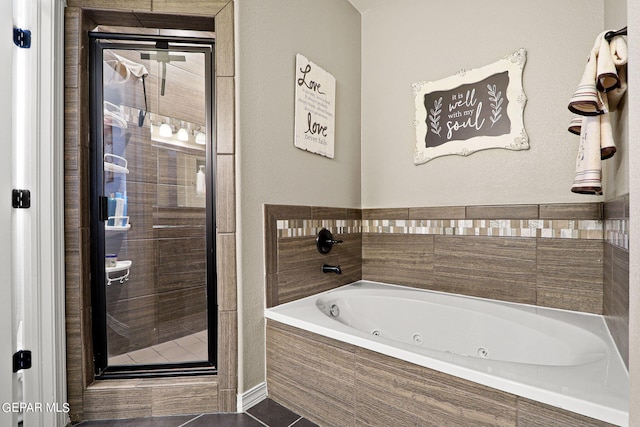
[413,48,528,165]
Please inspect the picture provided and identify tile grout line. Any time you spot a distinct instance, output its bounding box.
[287,416,304,427]
[177,413,204,427]
[245,411,270,427]
[75,411,309,426]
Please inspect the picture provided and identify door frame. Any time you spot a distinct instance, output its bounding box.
[1,0,16,422]
[63,5,237,419]
[88,33,218,379]
[10,0,67,426]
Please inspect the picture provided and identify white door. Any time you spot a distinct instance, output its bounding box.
[1,0,18,426]
[3,1,68,426]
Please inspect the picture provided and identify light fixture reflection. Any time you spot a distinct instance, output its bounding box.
[177,127,189,141]
[195,132,206,145]
[159,123,173,137]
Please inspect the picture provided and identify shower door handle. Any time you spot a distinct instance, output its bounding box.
[99,196,109,222]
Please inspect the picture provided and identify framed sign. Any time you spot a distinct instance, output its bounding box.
[294,53,336,158]
[413,48,528,165]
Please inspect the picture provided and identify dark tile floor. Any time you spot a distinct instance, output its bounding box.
[74,398,318,427]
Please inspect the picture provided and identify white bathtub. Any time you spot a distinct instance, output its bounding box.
[265,281,629,426]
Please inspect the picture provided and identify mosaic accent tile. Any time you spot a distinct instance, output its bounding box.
[605,218,629,250]
[362,219,455,235]
[276,218,604,240]
[276,219,362,238]
[365,219,602,240]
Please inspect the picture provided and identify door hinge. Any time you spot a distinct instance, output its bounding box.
[12,189,31,209]
[13,28,31,49]
[13,350,32,372]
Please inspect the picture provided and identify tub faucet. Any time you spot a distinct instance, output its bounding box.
[322,264,342,274]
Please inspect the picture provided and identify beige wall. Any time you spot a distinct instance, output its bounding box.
[361,0,605,208]
[235,0,362,392]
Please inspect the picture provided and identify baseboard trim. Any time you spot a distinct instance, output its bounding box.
[237,382,268,412]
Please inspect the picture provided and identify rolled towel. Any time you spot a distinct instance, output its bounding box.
[568,32,606,116]
[569,109,617,160]
[597,35,627,159]
[596,34,620,92]
[599,96,616,160]
[568,31,627,195]
[610,35,628,65]
[571,116,603,195]
[607,56,627,112]
[568,117,582,135]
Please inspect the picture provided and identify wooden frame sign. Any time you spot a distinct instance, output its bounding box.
[413,48,528,165]
[294,53,336,158]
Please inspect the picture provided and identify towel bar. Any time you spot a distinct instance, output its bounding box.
[605,26,627,42]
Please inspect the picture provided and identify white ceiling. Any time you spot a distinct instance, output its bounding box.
[347,0,387,14]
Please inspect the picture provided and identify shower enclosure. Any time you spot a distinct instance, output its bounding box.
[89,33,216,377]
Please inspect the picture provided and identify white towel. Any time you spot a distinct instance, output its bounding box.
[568,32,607,116]
[572,116,603,194]
[596,34,620,93]
[104,51,149,84]
[568,32,627,195]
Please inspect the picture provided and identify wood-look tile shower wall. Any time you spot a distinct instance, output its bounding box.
[64,1,236,422]
[106,126,208,357]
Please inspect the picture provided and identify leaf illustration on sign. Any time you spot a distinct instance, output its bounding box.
[487,84,503,127]
[428,97,443,137]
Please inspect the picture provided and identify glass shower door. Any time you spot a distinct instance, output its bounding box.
[90,34,216,376]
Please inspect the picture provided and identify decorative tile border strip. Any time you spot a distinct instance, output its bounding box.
[276,218,603,240]
[604,218,629,250]
[276,219,362,238]
[363,219,603,239]
[363,219,456,236]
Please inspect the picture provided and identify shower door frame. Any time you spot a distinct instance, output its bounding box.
[88,33,217,379]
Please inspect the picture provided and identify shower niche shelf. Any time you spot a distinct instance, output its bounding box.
[103,152,130,232]
[105,216,131,232]
[104,153,129,174]
[103,151,130,284]
[106,260,132,286]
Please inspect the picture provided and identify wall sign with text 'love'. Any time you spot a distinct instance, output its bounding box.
[413,48,528,165]
[294,53,336,158]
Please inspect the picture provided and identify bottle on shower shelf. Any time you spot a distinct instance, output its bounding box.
[196,165,206,196]
[107,193,116,226]
[114,192,125,226]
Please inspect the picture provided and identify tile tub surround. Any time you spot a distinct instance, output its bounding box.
[603,195,630,368]
[266,203,605,314]
[264,205,362,307]
[266,320,618,427]
[265,205,628,424]
[604,195,629,250]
